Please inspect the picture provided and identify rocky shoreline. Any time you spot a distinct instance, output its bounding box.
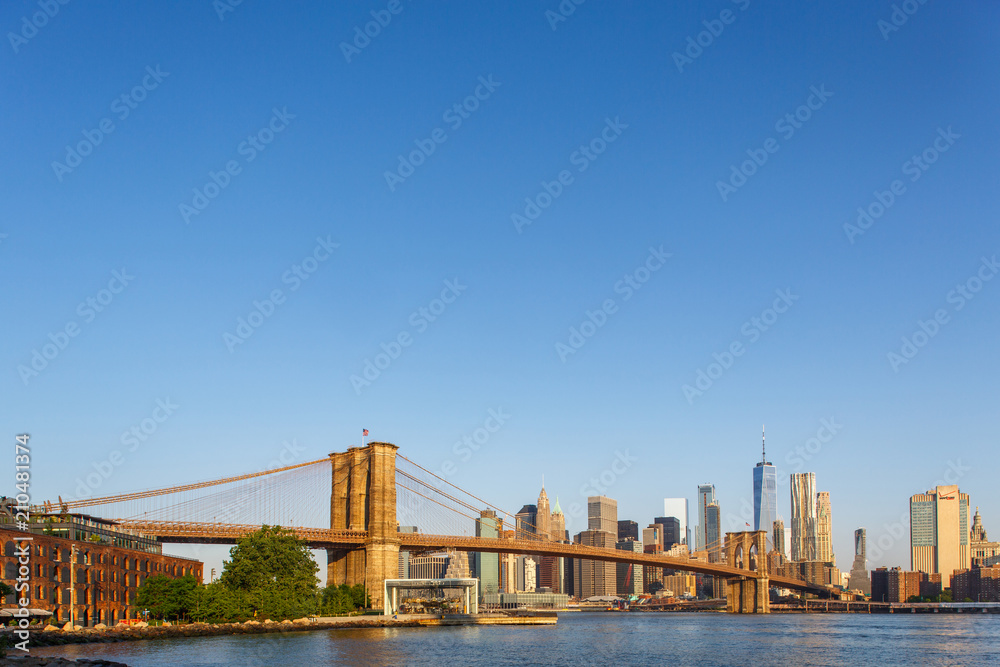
[0,616,418,664]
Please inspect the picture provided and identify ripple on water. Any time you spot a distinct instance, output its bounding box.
[26,613,1000,667]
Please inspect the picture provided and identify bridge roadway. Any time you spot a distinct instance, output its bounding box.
[120,520,831,596]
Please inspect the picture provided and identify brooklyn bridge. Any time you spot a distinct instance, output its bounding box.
[37,441,843,614]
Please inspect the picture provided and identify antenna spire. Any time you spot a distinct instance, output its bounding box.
[762,425,766,463]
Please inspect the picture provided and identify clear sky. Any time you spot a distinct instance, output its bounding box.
[3,1,999,579]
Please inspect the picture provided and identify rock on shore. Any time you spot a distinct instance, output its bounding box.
[2,616,419,651]
[0,659,128,666]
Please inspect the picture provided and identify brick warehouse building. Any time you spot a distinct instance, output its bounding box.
[0,517,202,626]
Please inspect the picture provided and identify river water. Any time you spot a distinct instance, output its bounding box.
[28,612,1000,666]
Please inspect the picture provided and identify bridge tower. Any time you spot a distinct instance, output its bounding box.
[723,530,770,614]
[327,441,399,609]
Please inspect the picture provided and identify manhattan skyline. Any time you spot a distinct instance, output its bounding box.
[3,1,998,579]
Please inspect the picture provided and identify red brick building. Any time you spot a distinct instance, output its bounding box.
[1,522,202,626]
[952,566,1000,602]
[870,567,940,602]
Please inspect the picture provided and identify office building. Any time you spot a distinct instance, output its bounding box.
[444,550,471,579]
[397,525,419,578]
[538,555,563,593]
[537,487,551,541]
[971,508,1000,566]
[663,498,689,546]
[661,573,697,597]
[409,554,448,580]
[910,485,971,586]
[952,566,1000,602]
[753,428,778,546]
[773,519,785,557]
[665,542,689,558]
[653,516,681,549]
[575,530,617,598]
[697,484,716,553]
[615,539,644,595]
[640,525,665,593]
[618,520,639,541]
[790,473,817,561]
[550,498,568,542]
[474,510,500,597]
[563,555,576,597]
[549,496,569,542]
[642,524,664,550]
[777,560,840,588]
[847,528,871,595]
[706,502,722,562]
[870,567,940,603]
[587,496,617,535]
[501,552,517,593]
[515,504,537,540]
[816,491,834,565]
[515,555,537,592]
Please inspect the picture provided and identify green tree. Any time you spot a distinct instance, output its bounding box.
[140,526,328,624]
[137,574,178,620]
[136,574,202,621]
[940,589,953,603]
[320,584,368,615]
[218,525,320,620]
[170,575,200,621]
[190,582,251,623]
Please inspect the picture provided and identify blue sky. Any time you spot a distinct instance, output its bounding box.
[3,1,999,578]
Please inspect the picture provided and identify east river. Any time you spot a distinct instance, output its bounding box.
[29,612,1000,666]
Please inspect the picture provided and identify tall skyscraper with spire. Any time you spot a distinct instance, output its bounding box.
[537,485,551,541]
[551,497,567,542]
[753,426,777,547]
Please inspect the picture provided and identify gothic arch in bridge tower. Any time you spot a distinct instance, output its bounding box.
[724,530,770,614]
[326,441,399,609]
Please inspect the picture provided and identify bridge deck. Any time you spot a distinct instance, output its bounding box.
[120,521,831,595]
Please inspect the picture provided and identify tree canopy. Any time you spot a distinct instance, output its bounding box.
[135,525,367,622]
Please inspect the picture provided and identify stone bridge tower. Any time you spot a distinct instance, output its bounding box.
[327,442,399,609]
[723,530,770,614]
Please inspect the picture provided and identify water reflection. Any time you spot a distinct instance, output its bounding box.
[29,613,1000,666]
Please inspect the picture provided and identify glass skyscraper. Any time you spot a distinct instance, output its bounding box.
[475,510,501,597]
[663,498,689,546]
[697,484,716,552]
[753,429,777,544]
[706,502,722,561]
